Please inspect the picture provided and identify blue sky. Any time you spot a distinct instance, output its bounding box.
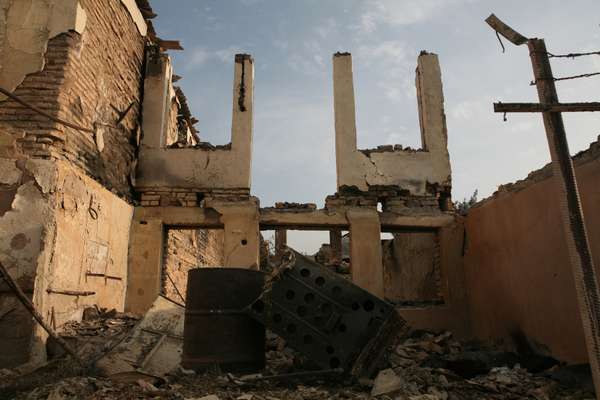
[151,0,600,252]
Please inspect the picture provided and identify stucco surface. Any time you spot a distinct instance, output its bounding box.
[0,0,87,99]
[464,155,600,363]
[0,158,133,367]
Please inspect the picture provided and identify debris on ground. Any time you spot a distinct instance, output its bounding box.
[0,326,595,400]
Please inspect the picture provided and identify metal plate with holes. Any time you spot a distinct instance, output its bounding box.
[248,250,408,377]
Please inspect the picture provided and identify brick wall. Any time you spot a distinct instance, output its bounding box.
[162,229,224,302]
[0,0,145,198]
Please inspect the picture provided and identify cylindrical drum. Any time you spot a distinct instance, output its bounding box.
[182,268,265,372]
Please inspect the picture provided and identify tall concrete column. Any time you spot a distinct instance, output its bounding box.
[329,229,342,264]
[274,228,287,261]
[333,53,358,190]
[346,208,384,297]
[125,216,164,314]
[140,53,174,149]
[231,54,254,189]
[416,52,448,154]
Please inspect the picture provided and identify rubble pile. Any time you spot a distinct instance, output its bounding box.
[49,307,140,362]
[1,327,594,400]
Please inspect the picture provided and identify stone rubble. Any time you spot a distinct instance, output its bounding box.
[0,318,594,400]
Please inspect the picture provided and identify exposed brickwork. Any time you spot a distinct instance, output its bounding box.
[140,190,200,207]
[162,229,224,302]
[0,0,145,199]
[139,189,251,206]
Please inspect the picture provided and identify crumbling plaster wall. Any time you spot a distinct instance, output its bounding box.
[0,157,133,368]
[0,0,146,198]
[333,52,451,197]
[463,139,600,364]
[0,0,87,97]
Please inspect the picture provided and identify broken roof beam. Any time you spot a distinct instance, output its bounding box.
[485,14,528,45]
[495,102,600,113]
[158,39,184,51]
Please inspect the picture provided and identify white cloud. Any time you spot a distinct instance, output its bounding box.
[356,41,411,68]
[287,41,327,76]
[184,46,246,70]
[187,48,211,68]
[215,46,245,63]
[315,18,338,39]
[357,41,414,103]
[358,0,477,33]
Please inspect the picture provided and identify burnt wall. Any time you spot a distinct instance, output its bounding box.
[464,139,600,363]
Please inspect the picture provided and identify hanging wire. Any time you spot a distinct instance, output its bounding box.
[495,31,506,53]
[547,50,600,59]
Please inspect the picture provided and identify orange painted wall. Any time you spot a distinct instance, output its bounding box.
[464,152,600,363]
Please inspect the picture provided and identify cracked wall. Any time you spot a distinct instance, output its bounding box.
[0,158,133,368]
[0,0,87,97]
[0,0,146,199]
[333,52,451,198]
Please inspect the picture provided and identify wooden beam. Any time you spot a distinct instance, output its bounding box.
[495,102,600,113]
[485,14,528,46]
[158,40,183,51]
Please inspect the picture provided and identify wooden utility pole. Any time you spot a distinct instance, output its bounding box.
[486,14,600,398]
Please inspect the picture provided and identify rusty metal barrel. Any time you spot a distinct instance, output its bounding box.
[182,268,266,372]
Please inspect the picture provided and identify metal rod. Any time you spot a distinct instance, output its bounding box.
[165,271,186,305]
[46,289,96,296]
[0,262,84,365]
[0,86,94,134]
[495,102,600,113]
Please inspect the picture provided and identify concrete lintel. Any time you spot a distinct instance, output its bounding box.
[259,208,455,230]
[134,206,223,228]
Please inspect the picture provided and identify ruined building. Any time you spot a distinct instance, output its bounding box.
[0,0,599,380]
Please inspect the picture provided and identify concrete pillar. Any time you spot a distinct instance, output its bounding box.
[333,52,358,190]
[274,228,287,260]
[416,52,447,154]
[329,229,342,264]
[125,216,164,314]
[347,208,384,298]
[231,54,254,188]
[206,198,260,269]
[140,53,174,149]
